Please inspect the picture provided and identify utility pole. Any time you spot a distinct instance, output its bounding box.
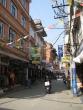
[52,0,69,19]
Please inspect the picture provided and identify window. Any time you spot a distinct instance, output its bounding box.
[21,16,26,28]
[19,36,25,48]
[21,0,26,8]
[10,1,17,18]
[20,38,25,46]
[0,22,3,37]
[0,0,6,7]
[9,28,16,43]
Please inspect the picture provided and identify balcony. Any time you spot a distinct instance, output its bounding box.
[34,19,47,37]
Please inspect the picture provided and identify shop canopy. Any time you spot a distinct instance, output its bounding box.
[73,51,83,63]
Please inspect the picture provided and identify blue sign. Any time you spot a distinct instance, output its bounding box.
[58,45,63,61]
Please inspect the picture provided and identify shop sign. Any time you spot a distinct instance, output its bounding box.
[32,60,40,64]
[67,0,72,6]
[62,56,70,63]
[30,47,41,64]
[58,45,63,61]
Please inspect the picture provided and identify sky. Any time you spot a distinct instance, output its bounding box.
[30,0,67,52]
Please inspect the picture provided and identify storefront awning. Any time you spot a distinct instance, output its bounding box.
[73,51,83,63]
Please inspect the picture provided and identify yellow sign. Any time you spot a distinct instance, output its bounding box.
[62,56,70,63]
[30,47,41,64]
[32,60,40,64]
[67,0,72,6]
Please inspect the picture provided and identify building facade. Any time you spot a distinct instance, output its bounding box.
[0,0,31,88]
[69,0,83,95]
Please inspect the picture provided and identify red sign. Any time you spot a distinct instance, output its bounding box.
[80,3,83,6]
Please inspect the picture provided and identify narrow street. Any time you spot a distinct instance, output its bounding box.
[0,79,83,110]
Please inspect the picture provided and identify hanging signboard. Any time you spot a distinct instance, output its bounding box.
[30,47,41,64]
[62,56,70,63]
[58,45,63,61]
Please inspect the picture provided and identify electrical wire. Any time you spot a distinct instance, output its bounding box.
[53,30,65,46]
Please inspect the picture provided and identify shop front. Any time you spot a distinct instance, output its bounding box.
[73,42,83,95]
[73,51,83,95]
[0,41,28,90]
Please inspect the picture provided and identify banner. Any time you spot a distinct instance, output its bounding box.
[30,47,41,64]
[45,21,64,31]
[58,45,63,61]
[62,56,70,63]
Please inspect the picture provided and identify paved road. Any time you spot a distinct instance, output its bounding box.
[0,79,83,110]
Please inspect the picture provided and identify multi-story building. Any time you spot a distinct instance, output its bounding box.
[44,42,54,64]
[0,0,31,87]
[28,19,47,79]
[33,19,47,64]
[69,0,83,95]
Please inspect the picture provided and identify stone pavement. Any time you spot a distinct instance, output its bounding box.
[0,79,83,110]
[0,84,25,97]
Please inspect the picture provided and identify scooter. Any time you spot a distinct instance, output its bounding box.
[44,81,51,94]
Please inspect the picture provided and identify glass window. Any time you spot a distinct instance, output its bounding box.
[21,16,26,28]
[10,1,17,18]
[0,22,3,37]
[21,0,26,8]
[9,28,16,43]
[0,0,6,7]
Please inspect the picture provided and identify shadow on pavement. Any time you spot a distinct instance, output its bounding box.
[1,79,68,100]
[1,80,45,99]
[51,79,68,93]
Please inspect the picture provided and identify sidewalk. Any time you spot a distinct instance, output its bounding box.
[0,84,25,97]
[0,79,83,104]
[0,80,39,97]
[0,79,83,110]
[48,79,83,104]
